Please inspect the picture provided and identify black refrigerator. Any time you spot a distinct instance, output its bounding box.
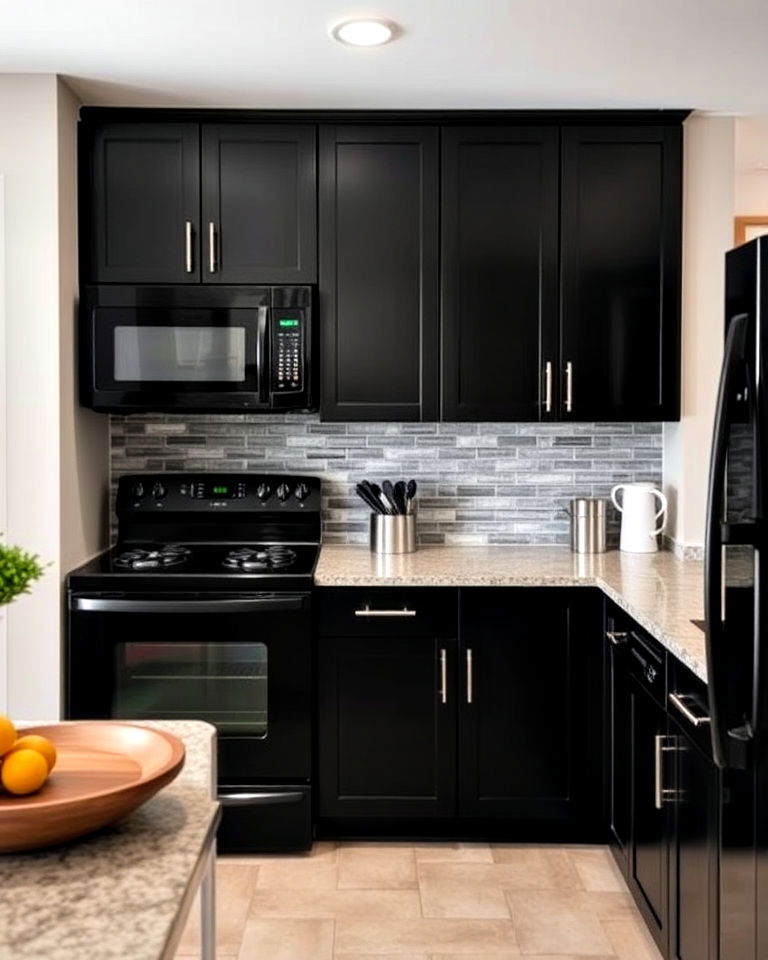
[706,235,768,960]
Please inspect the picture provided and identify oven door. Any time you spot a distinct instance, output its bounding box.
[66,592,311,781]
[89,303,268,411]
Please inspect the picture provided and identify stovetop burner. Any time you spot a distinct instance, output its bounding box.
[222,545,298,572]
[114,545,192,570]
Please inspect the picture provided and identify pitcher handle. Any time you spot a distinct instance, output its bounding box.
[610,484,625,513]
[651,489,668,536]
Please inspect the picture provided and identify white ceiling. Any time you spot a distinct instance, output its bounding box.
[0,0,766,111]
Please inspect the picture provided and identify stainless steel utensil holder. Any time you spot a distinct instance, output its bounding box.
[370,514,417,554]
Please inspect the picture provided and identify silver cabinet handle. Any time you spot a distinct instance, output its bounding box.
[184,220,193,273]
[654,734,676,808]
[354,606,416,617]
[606,631,628,646]
[208,221,217,273]
[565,361,573,413]
[466,648,473,704]
[669,692,711,728]
[440,648,447,704]
[544,361,553,413]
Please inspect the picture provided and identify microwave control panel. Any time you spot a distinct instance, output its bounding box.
[272,311,305,393]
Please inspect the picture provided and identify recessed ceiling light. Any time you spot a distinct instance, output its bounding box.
[331,18,398,47]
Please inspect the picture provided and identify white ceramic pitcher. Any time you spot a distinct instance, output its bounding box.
[611,482,668,553]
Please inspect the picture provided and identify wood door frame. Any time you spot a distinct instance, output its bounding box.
[734,216,768,247]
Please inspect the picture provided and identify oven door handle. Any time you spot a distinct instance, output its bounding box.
[217,791,304,807]
[70,596,307,614]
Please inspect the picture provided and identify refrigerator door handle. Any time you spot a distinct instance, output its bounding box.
[705,312,750,768]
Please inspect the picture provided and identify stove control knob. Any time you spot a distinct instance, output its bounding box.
[295,482,310,501]
[277,482,291,502]
[256,482,272,502]
[131,481,145,500]
[152,482,167,500]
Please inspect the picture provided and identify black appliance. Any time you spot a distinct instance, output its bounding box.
[705,235,768,960]
[81,285,315,413]
[66,472,321,852]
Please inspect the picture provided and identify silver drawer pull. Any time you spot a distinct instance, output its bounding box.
[440,648,447,704]
[565,361,573,413]
[466,648,473,704]
[606,631,628,646]
[544,361,552,413]
[208,221,217,273]
[354,606,417,617]
[654,734,677,808]
[184,220,193,273]
[669,692,711,727]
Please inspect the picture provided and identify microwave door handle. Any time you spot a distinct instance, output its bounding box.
[256,305,269,403]
[705,312,750,768]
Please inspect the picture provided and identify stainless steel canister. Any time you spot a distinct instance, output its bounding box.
[568,498,607,554]
[370,514,417,554]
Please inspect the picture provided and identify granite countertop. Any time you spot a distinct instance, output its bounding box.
[0,720,219,960]
[315,545,707,682]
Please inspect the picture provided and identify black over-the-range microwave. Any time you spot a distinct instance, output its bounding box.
[80,285,315,413]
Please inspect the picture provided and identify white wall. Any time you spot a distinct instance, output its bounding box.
[663,115,735,554]
[735,117,768,216]
[0,75,108,719]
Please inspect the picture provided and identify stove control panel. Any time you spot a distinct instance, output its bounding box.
[116,473,322,514]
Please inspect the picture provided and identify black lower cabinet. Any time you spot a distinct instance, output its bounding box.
[629,675,670,952]
[458,589,603,835]
[317,586,602,840]
[317,632,456,819]
[668,717,719,960]
[606,604,720,960]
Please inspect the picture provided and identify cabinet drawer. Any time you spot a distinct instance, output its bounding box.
[317,588,458,637]
[668,658,712,757]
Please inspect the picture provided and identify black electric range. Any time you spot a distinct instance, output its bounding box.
[66,473,322,853]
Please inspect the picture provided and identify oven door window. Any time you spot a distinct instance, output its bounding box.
[115,642,267,736]
[94,306,263,394]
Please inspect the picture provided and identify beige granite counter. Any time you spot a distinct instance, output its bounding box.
[0,720,219,960]
[315,546,707,682]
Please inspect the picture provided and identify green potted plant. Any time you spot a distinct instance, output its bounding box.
[0,539,45,606]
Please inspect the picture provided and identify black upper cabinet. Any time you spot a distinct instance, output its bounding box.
[319,126,439,421]
[458,589,603,833]
[86,122,316,285]
[560,126,682,421]
[89,123,201,283]
[441,127,559,421]
[201,125,316,284]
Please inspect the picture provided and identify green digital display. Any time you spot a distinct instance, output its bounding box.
[212,485,229,495]
[279,318,300,328]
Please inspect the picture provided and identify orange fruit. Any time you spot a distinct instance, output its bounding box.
[10,734,56,772]
[1,748,48,795]
[0,715,16,755]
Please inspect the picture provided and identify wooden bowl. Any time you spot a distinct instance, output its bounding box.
[0,722,185,853]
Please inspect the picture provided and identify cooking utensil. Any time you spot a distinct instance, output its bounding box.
[368,482,393,516]
[381,479,400,515]
[394,480,407,515]
[356,482,386,515]
[0,722,185,853]
[405,479,417,514]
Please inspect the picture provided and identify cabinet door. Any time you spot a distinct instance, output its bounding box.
[669,719,719,960]
[89,123,200,283]
[441,127,559,421]
[201,124,316,284]
[628,678,670,953]
[319,126,439,421]
[458,589,602,833]
[560,126,682,421]
[606,628,631,869]
[317,635,456,818]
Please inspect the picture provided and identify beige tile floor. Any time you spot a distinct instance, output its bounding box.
[176,843,663,960]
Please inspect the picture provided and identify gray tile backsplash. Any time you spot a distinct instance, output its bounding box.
[110,415,662,545]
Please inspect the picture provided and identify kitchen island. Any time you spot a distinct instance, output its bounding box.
[0,720,219,960]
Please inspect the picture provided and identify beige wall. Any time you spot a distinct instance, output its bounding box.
[663,115,735,553]
[735,117,768,217]
[1,75,108,718]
